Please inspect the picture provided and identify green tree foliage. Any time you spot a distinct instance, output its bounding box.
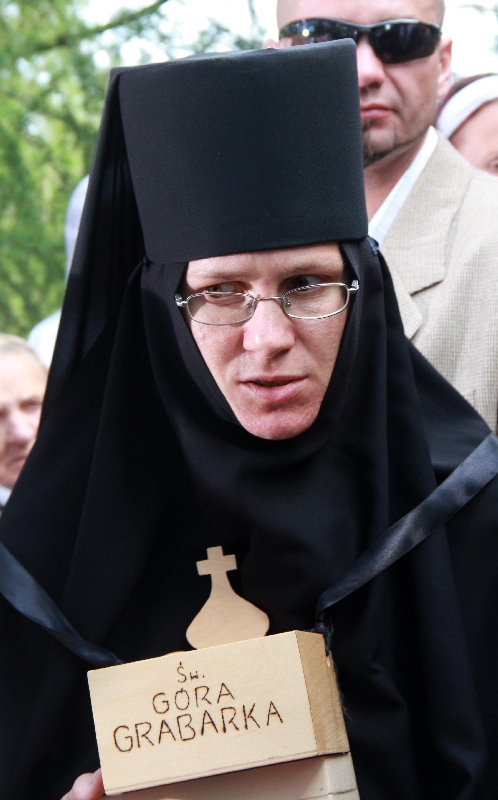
[0,0,264,336]
[0,0,172,335]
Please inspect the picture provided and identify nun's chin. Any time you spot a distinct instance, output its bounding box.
[230,391,323,440]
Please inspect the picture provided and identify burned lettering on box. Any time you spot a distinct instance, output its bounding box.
[200,710,218,735]
[267,702,283,726]
[113,725,133,753]
[195,686,211,706]
[175,688,190,711]
[220,707,239,733]
[177,714,196,741]
[110,667,289,757]
[243,703,260,730]
[217,683,235,703]
[158,719,176,744]
[152,693,170,714]
[135,722,154,747]
[176,662,187,683]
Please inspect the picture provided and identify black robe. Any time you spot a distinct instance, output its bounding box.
[0,234,497,799]
[0,58,497,800]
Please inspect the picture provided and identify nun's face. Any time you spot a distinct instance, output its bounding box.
[183,243,348,440]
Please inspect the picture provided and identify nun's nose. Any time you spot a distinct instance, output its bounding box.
[242,297,296,357]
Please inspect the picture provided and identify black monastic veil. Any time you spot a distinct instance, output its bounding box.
[0,43,497,800]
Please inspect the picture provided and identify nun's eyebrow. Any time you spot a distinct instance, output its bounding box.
[281,258,344,275]
[190,257,344,283]
[191,267,243,281]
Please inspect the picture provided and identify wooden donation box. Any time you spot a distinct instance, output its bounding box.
[88,547,360,799]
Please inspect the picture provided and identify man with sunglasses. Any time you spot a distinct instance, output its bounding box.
[268,0,498,433]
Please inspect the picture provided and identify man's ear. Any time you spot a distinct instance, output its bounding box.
[437,37,453,101]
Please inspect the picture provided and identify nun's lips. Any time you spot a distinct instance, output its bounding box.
[240,376,307,403]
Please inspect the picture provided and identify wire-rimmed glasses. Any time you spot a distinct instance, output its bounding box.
[175,280,359,326]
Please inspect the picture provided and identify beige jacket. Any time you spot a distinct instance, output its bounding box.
[381,134,498,431]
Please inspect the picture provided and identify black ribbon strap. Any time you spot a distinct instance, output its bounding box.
[0,543,121,667]
[315,433,498,652]
[1,435,497,668]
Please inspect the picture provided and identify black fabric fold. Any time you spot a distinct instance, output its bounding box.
[0,542,121,667]
[316,432,498,647]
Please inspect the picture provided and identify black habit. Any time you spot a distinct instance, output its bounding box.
[0,42,497,800]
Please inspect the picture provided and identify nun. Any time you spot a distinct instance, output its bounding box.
[1,42,498,800]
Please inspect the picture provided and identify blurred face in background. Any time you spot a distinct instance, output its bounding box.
[450,100,498,175]
[0,350,47,488]
[274,0,452,166]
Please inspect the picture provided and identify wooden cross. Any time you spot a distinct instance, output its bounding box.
[197,546,237,579]
[186,546,270,649]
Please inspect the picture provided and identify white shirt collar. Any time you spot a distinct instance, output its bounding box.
[368,126,439,246]
[0,484,11,507]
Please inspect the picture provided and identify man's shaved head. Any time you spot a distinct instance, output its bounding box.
[277,0,446,29]
[435,0,445,25]
[273,0,451,177]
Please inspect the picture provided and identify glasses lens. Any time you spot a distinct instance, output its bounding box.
[280,19,358,45]
[371,22,440,64]
[188,292,254,325]
[280,19,440,63]
[283,284,348,319]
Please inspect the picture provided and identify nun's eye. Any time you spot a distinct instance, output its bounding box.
[204,282,239,294]
[291,275,322,290]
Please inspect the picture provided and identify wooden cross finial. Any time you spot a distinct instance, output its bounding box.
[186,546,270,650]
[197,546,236,578]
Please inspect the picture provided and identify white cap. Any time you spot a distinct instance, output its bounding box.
[437,75,498,138]
[65,174,89,277]
[28,176,88,367]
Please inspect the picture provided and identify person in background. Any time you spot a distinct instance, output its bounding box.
[268,0,498,432]
[437,74,498,175]
[28,176,89,367]
[0,335,47,513]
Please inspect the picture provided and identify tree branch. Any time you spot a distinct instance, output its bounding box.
[29,0,171,56]
[81,0,170,37]
[459,3,498,12]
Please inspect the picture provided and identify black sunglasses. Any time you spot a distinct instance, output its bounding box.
[278,18,442,64]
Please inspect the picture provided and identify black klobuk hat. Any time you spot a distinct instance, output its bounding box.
[118,40,367,263]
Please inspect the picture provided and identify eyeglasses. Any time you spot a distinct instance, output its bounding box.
[175,281,359,326]
[278,18,442,64]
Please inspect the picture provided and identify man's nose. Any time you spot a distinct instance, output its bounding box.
[242,298,296,357]
[356,38,386,94]
[6,410,37,446]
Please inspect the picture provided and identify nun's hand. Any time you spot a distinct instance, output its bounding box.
[61,769,104,800]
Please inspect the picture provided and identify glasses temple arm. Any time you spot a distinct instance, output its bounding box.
[175,293,188,308]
